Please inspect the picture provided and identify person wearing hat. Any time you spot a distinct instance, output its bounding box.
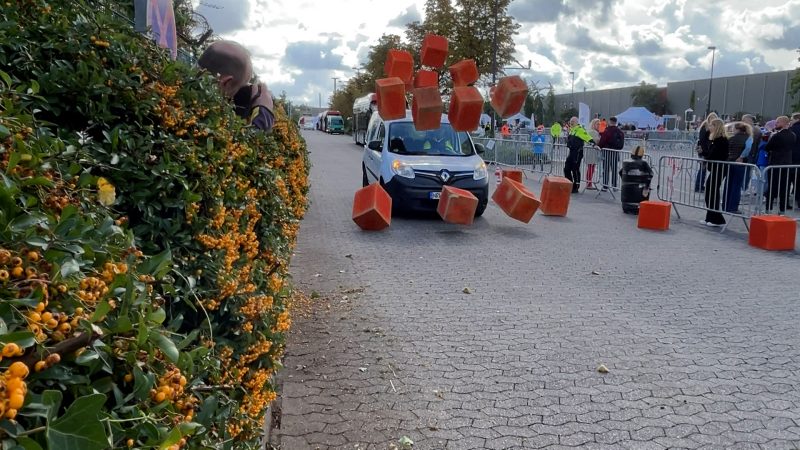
[531,125,547,171]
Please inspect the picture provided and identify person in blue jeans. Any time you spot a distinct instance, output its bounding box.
[531,126,547,171]
[723,122,753,213]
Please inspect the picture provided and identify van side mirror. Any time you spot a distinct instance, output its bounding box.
[474,143,486,155]
[367,141,382,151]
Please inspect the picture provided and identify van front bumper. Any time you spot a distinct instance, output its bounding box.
[383,175,489,212]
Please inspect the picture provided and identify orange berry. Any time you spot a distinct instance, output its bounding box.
[0,270,8,281]
[155,392,166,403]
[127,438,134,447]
[41,312,53,322]
[45,353,60,366]
[10,267,23,278]
[26,251,39,262]
[2,343,20,358]
[124,373,133,383]
[34,361,47,372]
[8,361,29,378]
[10,257,22,267]
[8,393,24,410]
[6,408,17,420]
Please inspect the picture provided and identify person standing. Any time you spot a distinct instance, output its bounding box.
[531,126,547,171]
[565,117,595,193]
[789,113,800,209]
[585,119,601,189]
[695,113,718,193]
[701,118,729,227]
[723,122,753,213]
[764,116,797,214]
[741,114,761,191]
[598,116,625,191]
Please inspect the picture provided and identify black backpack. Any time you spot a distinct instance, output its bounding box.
[610,128,625,150]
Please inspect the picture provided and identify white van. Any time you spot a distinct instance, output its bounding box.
[361,111,489,216]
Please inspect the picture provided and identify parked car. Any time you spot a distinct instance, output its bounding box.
[361,111,489,216]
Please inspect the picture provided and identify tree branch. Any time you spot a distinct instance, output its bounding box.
[16,332,98,369]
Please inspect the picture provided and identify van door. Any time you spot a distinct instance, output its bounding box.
[365,122,385,183]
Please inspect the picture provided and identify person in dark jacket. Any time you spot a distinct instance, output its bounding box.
[618,145,654,214]
[765,116,797,213]
[702,118,729,226]
[565,117,596,193]
[598,116,625,190]
[723,122,753,213]
[695,113,718,192]
[789,113,800,209]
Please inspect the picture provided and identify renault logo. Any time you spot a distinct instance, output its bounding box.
[440,170,451,182]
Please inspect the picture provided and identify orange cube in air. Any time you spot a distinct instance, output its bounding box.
[491,75,529,119]
[492,178,541,223]
[412,87,443,131]
[437,186,479,225]
[352,183,392,231]
[449,59,479,87]
[637,200,671,231]
[539,176,572,216]
[420,34,449,68]
[447,86,483,132]
[501,169,523,183]
[749,215,797,251]
[375,77,406,121]
[414,70,439,88]
[384,49,414,84]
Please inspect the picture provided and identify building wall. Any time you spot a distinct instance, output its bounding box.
[553,70,798,124]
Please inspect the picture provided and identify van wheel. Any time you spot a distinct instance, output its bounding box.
[362,163,369,187]
[475,200,487,217]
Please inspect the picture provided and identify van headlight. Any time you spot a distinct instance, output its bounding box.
[391,160,415,179]
[473,162,488,180]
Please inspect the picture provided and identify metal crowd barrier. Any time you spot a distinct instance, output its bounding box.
[758,165,800,221]
[656,156,762,230]
[644,140,697,160]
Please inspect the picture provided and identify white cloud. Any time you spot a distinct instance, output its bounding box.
[194,0,800,104]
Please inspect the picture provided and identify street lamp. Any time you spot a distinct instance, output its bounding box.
[705,46,716,118]
[569,71,575,109]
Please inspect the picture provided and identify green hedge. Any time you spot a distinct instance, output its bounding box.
[0,1,308,449]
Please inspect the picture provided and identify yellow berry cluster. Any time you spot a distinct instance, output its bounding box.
[149,366,198,436]
[34,353,61,373]
[77,277,109,304]
[0,361,30,420]
[101,261,128,283]
[89,36,110,48]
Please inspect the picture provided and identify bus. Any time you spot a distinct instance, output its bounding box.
[319,110,342,133]
[352,93,376,146]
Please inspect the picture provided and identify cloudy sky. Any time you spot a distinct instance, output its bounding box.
[195,0,799,105]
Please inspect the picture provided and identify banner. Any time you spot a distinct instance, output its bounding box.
[578,102,590,127]
[134,0,178,60]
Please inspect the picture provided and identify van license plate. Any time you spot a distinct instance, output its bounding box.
[429,192,441,200]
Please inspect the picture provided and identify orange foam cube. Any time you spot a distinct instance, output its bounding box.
[414,70,439,88]
[352,183,392,231]
[437,186,478,225]
[412,87,443,131]
[637,200,672,231]
[749,215,797,251]
[449,59,479,87]
[501,169,523,183]
[539,176,572,216]
[421,34,449,68]
[491,75,528,119]
[447,86,483,132]
[384,49,414,85]
[492,178,540,223]
[375,77,406,121]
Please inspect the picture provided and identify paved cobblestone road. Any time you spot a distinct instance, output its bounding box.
[272,131,800,450]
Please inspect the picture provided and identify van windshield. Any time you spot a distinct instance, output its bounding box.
[329,117,343,125]
[387,122,473,156]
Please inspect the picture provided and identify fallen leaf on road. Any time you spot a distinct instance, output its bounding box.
[398,436,414,448]
[462,287,472,294]
[597,364,610,374]
[359,367,367,373]
[591,271,602,276]
[345,254,353,258]
[339,270,346,273]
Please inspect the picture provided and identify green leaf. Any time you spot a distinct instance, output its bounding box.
[149,331,179,363]
[0,70,11,88]
[59,258,80,277]
[147,307,166,325]
[0,331,36,348]
[9,213,48,233]
[90,300,112,322]
[42,390,63,422]
[46,394,108,450]
[138,249,172,279]
[17,436,44,450]
[0,124,9,138]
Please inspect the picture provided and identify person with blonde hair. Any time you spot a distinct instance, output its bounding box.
[701,118,729,226]
[585,119,601,189]
[694,112,718,192]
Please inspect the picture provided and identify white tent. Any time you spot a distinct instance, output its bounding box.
[479,114,492,126]
[615,107,659,129]
[503,113,532,127]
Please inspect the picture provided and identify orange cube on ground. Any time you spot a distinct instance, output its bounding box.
[384,49,414,84]
[492,178,541,223]
[539,176,572,216]
[421,34,448,68]
[352,183,392,231]
[437,186,478,225]
[414,70,439,88]
[447,86,483,132]
[449,59,479,87]
[501,169,523,183]
[749,215,797,251]
[637,200,672,231]
[375,77,406,121]
[491,75,529,119]
[412,87,443,131]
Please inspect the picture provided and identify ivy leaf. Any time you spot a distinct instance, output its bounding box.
[17,436,44,450]
[60,258,80,277]
[149,331,179,363]
[46,393,108,450]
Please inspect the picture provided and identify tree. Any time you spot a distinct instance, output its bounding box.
[545,86,556,125]
[523,82,545,125]
[631,81,668,114]
[405,0,520,83]
[363,34,407,85]
[559,107,578,123]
